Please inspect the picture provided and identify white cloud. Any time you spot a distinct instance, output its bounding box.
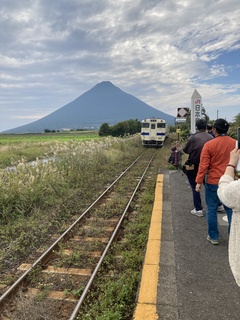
[0,0,240,130]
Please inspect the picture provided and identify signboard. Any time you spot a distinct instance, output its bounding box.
[175,118,187,123]
[177,108,189,118]
[191,89,202,134]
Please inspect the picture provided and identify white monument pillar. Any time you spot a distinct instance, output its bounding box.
[191,89,202,134]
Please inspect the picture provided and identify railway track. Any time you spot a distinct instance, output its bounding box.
[0,149,158,319]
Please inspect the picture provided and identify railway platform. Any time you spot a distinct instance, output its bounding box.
[134,169,240,320]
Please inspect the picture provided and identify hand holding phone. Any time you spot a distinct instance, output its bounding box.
[236,127,240,172]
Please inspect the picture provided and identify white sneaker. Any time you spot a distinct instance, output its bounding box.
[207,235,219,245]
[217,205,225,212]
[191,208,203,217]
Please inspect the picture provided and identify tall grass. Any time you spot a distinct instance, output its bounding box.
[0,135,170,319]
[0,136,142,223]
[0,131,100,168]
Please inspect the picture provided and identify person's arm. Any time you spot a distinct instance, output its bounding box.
[183,137,193,154]
[217,148,240,209]
[222,148,240,178]
[195,144,210,191]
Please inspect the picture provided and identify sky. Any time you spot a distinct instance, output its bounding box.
[0,0,240,132]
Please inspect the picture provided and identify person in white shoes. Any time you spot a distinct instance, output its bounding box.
[183,119,213,217]
[196,119,236,244]
[218,148,240,286]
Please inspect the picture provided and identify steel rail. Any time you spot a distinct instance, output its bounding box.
[69,152,155,320]
[0,153,144,306]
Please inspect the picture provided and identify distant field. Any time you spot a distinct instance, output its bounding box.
[0,130,100,168]
[0,130,99,145]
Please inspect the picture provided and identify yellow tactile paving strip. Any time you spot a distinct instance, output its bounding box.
[133,174,163,320]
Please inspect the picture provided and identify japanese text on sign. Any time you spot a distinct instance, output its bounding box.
[194,100,201,120]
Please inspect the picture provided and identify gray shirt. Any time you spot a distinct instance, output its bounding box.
[183,131,213,165]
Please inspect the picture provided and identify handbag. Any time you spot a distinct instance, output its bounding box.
[168,152,174,164]
[182,159,194,174]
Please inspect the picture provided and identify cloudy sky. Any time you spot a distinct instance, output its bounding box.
[0,0,240,132]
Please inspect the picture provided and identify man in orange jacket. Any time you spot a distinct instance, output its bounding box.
[195,118,236,245]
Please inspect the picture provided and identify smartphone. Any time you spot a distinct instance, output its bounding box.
[238,127,240,149]
[236,127,240,173]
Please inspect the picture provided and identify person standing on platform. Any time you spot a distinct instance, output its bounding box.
[183,119,213,217]
[207,123,225,212]
[195,118,236,245]
[206,124,215,137]
[217,148,240,286]
[169,141,183,169]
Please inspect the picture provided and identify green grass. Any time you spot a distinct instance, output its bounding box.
[0,135,174,319]
[0,130,99,144]
[0,131,100,168]
[0,135,143,256]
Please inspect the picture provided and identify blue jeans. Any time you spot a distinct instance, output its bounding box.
[186,172,203,211]
[205,183,232,240]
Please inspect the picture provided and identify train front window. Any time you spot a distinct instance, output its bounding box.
[141,123,149,128]
[151,124,155,129]
[157,123,166,128]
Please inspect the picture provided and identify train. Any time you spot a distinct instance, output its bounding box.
[140,118,170,147]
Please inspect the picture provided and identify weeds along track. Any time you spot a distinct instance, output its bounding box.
[0,148,158,320]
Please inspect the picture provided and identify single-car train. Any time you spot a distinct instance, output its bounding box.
[141,118,170,147]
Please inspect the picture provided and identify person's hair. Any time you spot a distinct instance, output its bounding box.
[213,118,229,134]
[196,119,207,130]
[206,124,212,131]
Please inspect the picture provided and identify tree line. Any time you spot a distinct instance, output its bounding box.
[98,119,141,137]
[43,113,240,138]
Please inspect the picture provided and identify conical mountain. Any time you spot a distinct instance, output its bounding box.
[2,81,175,133]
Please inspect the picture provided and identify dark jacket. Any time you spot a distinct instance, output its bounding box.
[183,131,213,170]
